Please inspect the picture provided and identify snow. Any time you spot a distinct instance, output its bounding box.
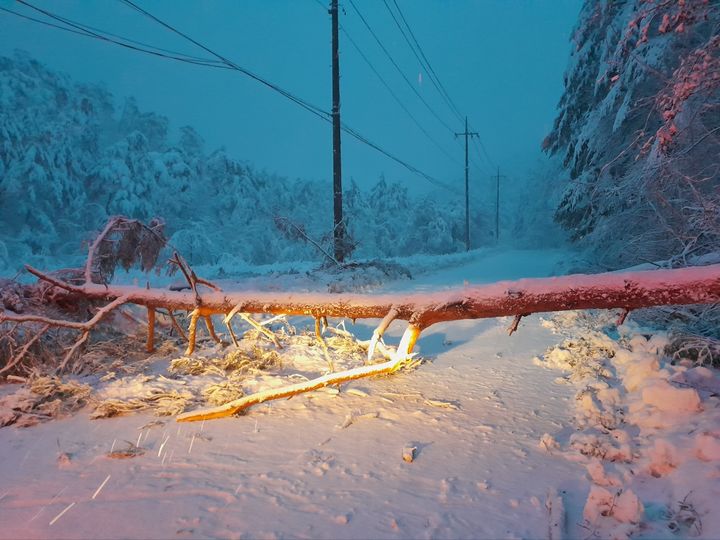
[547,0,720,269]
[641,381,701,414]
[583,485,643,526]
[0,323,584,538]
[535,312,720,539]
[1,249,719,539]
[1,52,511,275]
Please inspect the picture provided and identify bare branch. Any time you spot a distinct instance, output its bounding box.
[84,216,126,284]
[177,323,422,422]
[274,216,342,269]
[508,314,529,336]
[146,307,156,353]
[0,323,50,376]
[167,311,188,342]
[25,265,85,294]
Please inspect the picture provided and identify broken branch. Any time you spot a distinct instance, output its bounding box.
[84,216,125,284]
[146,307,156,353]
[177,323,422,421]
[203,315,221,343]
[0,323,50,375]
[315,316,334,372]
[236,312,282,349]
[167,311,188,342]
[507,313,530,336]
[368,307,398,362]
[185,308,202,355]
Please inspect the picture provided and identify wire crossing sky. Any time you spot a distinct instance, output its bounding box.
[0,0,581,195]
[6,0,455,191]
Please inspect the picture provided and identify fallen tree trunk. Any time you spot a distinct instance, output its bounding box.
[3,261,720,421]
[12,262,720,327]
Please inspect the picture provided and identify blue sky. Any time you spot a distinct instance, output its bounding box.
[0,0,581,194]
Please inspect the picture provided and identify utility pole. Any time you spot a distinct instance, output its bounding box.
[454,117,478,251]
[493,166,506,243]
[330,0,345,262]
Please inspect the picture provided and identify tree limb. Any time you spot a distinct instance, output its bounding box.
[0,323,50,375]
[19,264,717,328]
[6,259,720,411]
[177,323,422,422]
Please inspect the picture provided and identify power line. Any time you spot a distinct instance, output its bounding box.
[117,0,331,121]
[449,135,490,177]
[383,0,463,124]
[469,151,494,177]
[11,0,454,192]
[27,4,224,65]
[346,0,457,135]
[8,0,456,192]
[462,136,494,176]
[380,0,498,173]
[118,0,454,191]
[377,1,498,176]
[343,29,462,167]
[312,0,460,167]
[341,122,460,193]
[474,140,496,170]
[4,3,232,69]
[392,0,465,122]
[0,6,105,39]
[469,121,497,169]
[14,0,327,122]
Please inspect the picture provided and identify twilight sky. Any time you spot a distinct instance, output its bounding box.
[0,0,581,195]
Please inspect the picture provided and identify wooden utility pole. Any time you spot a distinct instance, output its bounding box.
[454,117,478,251]
[330,0,345,262]
[493,166,506,243]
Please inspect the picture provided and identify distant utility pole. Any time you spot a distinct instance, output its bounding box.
[454,117,478,251]
[493,166,506,243]
[330,0,345,262]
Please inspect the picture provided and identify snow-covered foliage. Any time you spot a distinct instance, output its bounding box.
[538,311,720,539]
[0,52,487,273]
[546,1,719,268]
[505,157,568,250]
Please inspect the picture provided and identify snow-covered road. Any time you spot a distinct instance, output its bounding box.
[379,247,571,291]
[0,314,585,539]
[1,249,718,539]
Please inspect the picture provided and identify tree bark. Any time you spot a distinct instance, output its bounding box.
[3,262,719,420]
[14,263,720,328]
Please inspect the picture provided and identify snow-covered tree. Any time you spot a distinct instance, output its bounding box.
[0,52,491,272]
[546,1,719,268]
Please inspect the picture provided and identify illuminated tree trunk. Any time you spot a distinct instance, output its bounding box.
[3,262,720,420]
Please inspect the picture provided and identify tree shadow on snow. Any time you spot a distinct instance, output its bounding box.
[415,331,470,358]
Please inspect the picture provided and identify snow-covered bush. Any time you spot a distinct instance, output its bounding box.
[169,227,218,266]
[0,52,491,273]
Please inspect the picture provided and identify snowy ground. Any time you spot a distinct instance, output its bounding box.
[1,248,719,539]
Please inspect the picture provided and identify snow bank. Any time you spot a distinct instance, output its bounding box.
[583,485,643,525]
[537,311,720,538]
[641,380,701,413]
